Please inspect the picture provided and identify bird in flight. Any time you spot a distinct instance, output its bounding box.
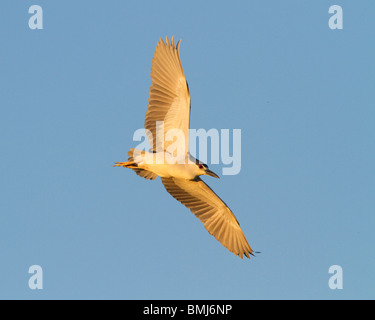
[115,36,254,259]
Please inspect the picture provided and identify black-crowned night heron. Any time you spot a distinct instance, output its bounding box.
[115,36,254,259]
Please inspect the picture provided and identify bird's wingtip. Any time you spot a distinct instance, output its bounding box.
[160,36,181,50]
[241,250,260,260]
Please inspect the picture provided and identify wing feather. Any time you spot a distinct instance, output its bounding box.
[145,36,191,153]
[161,177,254,259]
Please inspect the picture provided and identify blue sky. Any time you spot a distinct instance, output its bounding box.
[1,0,374,299]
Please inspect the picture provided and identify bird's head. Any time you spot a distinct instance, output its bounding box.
[196,163,220,179]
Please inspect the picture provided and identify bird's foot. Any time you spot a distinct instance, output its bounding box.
[113,161,138,168]
[113,162,128,167]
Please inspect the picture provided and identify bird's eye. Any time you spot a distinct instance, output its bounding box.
[199,165,204,169]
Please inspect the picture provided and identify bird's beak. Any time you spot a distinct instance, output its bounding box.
[205,169,220,179]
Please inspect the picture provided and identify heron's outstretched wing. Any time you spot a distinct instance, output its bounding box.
[145,36,191,154]
[161,177,254,259]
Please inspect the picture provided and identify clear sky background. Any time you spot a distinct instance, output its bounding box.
[1,1,374,300]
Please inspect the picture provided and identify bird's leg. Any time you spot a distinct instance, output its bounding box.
[113,162,126,167]
[113,161,137,168]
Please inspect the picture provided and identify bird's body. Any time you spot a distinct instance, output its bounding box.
[115,36,254,259]
[128,150,201,179]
